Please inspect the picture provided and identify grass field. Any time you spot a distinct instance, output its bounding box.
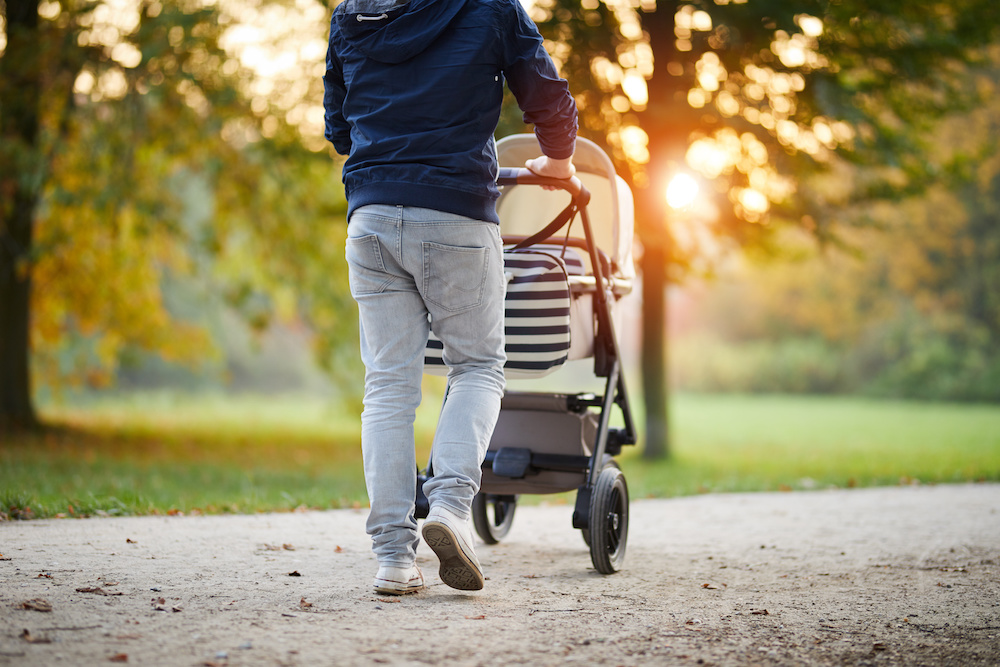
[1,391,998,520]
[632,393,1000,496]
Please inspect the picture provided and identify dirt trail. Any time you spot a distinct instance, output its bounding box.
[2,484,998,666]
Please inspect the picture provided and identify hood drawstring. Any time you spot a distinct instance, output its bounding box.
[357,13,389,21]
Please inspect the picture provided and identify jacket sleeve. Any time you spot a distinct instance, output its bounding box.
[498,0,577,159]
[323,23,353,156]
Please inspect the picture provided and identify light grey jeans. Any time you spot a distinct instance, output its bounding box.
[345,205,506,568]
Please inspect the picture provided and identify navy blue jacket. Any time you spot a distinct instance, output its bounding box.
[323,0,578,223]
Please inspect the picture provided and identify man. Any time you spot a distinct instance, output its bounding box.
[323,0,577,594]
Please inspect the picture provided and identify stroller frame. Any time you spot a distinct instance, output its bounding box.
[417,152,638,574]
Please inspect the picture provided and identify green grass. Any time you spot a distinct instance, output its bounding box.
[1,391,997,520]
[0,392,383,520]
[621,393,1000,498]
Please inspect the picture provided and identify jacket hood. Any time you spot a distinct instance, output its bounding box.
[333,0,470,64]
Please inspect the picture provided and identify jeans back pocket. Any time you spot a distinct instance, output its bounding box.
[422,242,489,313]
[346,234,390,296]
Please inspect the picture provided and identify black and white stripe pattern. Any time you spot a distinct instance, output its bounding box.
[528,244,585,276]
[425,249,579,378]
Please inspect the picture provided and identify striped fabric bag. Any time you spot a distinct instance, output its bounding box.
[425,247,582,378]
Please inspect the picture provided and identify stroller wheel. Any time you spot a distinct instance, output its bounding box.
[588,462,629,574]
[581,457,618,548]
[471,493,517,544]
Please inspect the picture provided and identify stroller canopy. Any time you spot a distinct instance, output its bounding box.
[495,134,635,283]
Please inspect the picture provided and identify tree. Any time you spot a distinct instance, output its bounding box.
[0,0,352,431]
[1,0,45,428]
[528,0,1000,457]
[667,76,1000,401]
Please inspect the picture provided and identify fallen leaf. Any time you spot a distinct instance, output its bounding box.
[282,543,295,551]
[751,609,770,616]
[167,509,183,516]
[76,587,123,596]
[262,544,282,551]
[109,653,129,662]
[151,597,167,611]
[171,605,182,613]
[521,574,541,579]
[126,538,137,544]
[873,642,888,651]
[334,546,343,553]
[288,570,301,577]
[37,573,53,579]
[21,629,52,644]
[20,599,53,612]
[299,597,312,610]
[701,583,717,590]
[465,614,487,620]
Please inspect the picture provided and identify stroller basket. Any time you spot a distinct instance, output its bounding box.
[480,391,596,495]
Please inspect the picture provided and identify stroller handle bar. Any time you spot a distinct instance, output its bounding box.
[497,167,591,206]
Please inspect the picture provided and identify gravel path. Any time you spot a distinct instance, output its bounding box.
[2,484,998,666]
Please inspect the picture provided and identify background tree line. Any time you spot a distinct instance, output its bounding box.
[2,0,999,448]
[1,0,358,430]
[671,73,1000,401]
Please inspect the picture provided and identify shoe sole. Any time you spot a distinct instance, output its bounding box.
[422,521,484,591]
[372,578,423,596]
[373,583,423,596]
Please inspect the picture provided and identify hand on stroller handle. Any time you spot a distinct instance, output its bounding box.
[497,167,590,204]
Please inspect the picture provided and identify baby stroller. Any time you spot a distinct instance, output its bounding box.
[419,134,638,574]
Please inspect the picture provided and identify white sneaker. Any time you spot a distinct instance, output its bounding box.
[373,564,424,595]
[422,505,484,591]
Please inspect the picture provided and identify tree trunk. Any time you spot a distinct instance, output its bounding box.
[639,239,669,458]
[635,0,685,459]
[0,0,42,430]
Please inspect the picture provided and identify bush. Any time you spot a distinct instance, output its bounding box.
[672,335,852,394]
[672,328,1000,402]
[857,316,1000,402]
